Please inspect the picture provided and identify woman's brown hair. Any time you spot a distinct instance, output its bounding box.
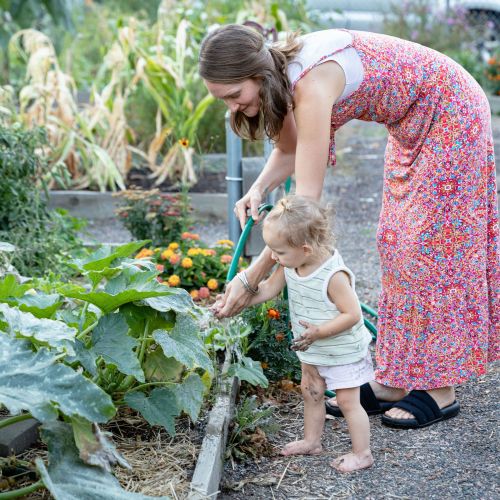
[198,24,302,141]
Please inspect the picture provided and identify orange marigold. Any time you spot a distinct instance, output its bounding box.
[261,362,269,370]
[198,287,210,299]
[207,279,218,291]
[275,332,285,342]
[267,308,280,320]
[167,274,181,287]
[168,242,179,250]
[190,290,200,301]
[156,264,164,272]
[181,257,193,268]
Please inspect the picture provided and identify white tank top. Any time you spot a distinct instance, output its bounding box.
[284,250,372,366]
[286,29,363,102]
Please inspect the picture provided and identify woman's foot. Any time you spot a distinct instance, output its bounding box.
[280,440,322,456]
[331,450,374,473]
[383,386,455,420]
[326,381,406,410]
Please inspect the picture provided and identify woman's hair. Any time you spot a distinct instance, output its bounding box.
[264,195,335,251]
[199,24,302,141]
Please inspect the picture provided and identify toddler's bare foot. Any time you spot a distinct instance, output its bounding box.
[280,440,322,456]
[330,451,374,473]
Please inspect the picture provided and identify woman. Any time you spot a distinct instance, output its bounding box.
[198,24,499,430]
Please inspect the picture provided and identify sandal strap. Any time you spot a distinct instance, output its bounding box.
[359,383,382,412]
[392,390,442,424]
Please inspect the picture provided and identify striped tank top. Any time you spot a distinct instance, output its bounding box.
[284,250,372,366]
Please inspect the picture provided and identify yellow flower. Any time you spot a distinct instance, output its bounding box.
[161,249,174,260]
[168,242,179,250]
[135,248,154,259]
[216,239,234,247]
[179,138,189,148]
[181,257,193,268]
[207,279,218,291]
[190,290,199,300]
[187,248,201,257]
[167,274,181,287]
[202,249,216,256]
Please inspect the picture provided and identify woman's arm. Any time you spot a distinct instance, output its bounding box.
[293,61,346,200]
[234,110,297,228]
[247,266,286,306]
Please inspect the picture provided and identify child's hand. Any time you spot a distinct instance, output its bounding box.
[292,321,321,350]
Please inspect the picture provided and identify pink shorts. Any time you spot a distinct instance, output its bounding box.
[315,351,374,390]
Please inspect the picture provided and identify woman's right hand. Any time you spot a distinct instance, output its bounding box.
[211,275,253,318]
[234,185,264,229]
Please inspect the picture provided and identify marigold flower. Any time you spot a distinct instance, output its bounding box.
[169,254,181,265]
[216,239,234,247]
[261,362,269,370]
[168,242,179,250]
[156,264,164,272]
[267,308,280,320]
[190,290,200,301]
[179,138,189,147]
[220,254,232,264]
[207,279,218,291]
[181,257,193,268]
[161,249,174,260]
[198,287,210,299]
[275,332,285,342]
[181,232,200,240]
[187,248,201,257]
[167,274,181,287]
[135,248,154,259]
[202,249,216,256]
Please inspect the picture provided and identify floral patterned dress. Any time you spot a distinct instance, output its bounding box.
[293,30,499,389]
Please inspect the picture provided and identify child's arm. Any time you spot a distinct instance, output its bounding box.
[293,271,362,351]
[246,265,286,306]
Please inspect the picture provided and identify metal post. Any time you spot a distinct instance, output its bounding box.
[225,112,243,245]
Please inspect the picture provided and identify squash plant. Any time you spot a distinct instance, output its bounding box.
[0,240,214,498]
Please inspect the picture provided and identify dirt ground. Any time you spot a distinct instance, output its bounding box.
[219,117,500,500]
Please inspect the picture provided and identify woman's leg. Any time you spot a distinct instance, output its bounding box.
[281,363,325,456]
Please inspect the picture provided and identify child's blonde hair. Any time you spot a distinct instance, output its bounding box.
[264,195,335,251]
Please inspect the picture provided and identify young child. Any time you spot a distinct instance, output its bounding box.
[243,195,374,473]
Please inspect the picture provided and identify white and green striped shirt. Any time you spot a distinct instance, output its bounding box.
[285,250,372,366]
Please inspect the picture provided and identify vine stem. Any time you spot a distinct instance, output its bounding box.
[0,480,45,499]
[0,413,33,430]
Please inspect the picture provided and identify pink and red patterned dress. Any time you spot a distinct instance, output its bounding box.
[291,30,499,389]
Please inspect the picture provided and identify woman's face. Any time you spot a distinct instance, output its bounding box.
[204,78,261,117]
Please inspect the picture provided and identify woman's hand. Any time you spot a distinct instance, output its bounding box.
[211,275,253,318]
[234,184,264,229]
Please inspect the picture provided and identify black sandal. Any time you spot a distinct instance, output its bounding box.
[325,382,397,417]
[381,390,460,429]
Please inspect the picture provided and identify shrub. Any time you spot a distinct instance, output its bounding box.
[114,187,193,246]
[241,298,302,383]
[486,52,500,95]
[0,124,83,277]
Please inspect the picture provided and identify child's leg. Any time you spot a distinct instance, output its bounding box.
[331,386,374,472]
[281,363,325,456]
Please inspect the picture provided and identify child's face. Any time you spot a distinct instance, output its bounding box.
[263,226,309,269]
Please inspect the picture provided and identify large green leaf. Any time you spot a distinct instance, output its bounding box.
[142,287,194,315]
[143,349,183,383]
[227,356,269,388]
[0,335,115,422]
[37,421,169,499]
[153,315,213,375]
[172,373,204,421]
[16,292,63,318]
[66,339,98,376]
[91,313,144,382]
[60,267,174,314]
[0,303,76,353]
[0,274,31,301]
[121,303,175,338]
[124,388,179,436]
[71,241,150,273]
